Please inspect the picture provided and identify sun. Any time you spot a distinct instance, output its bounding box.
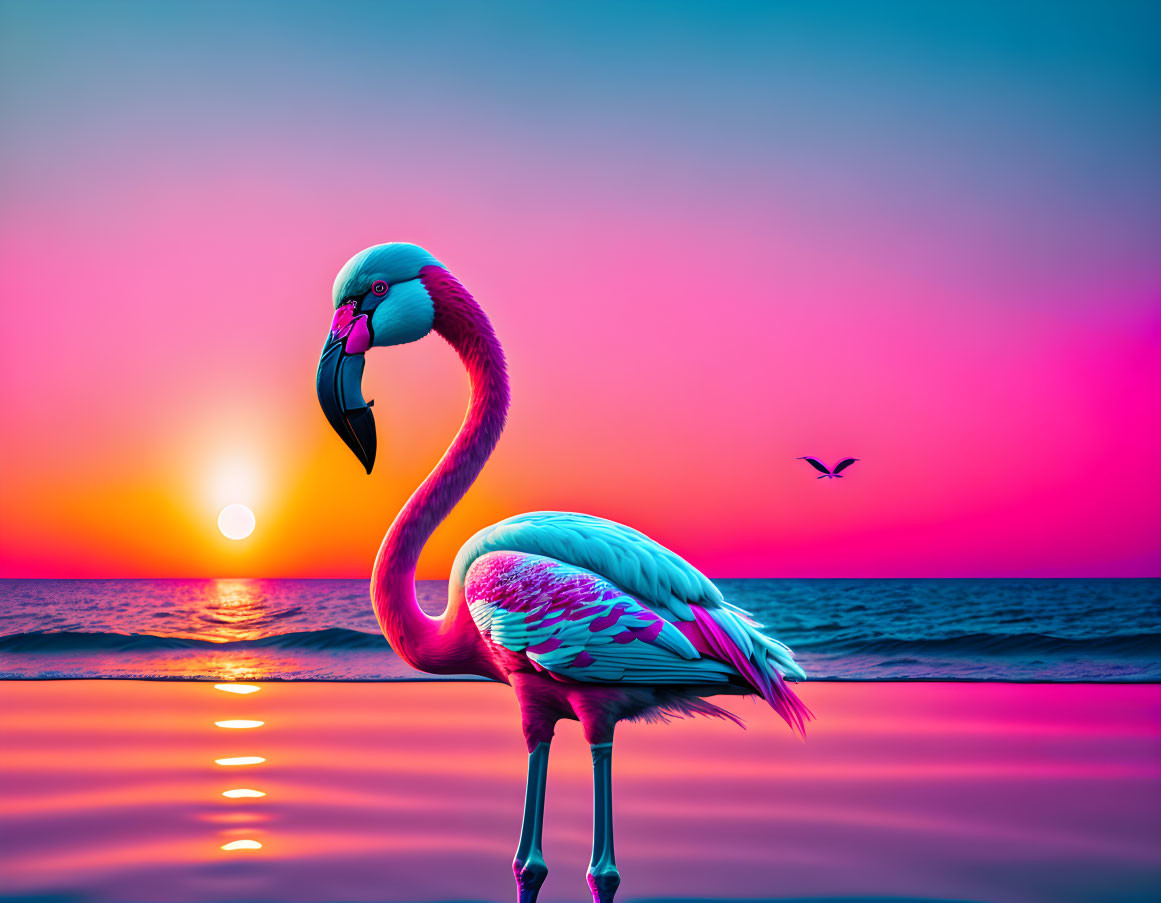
[218,504,256,540]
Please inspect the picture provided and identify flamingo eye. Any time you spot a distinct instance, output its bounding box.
[371,280,388,296]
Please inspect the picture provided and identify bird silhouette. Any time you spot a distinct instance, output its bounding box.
[316,243,811,903]
[798,456,859,479]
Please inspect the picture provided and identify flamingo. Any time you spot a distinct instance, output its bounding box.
[315,243,812,903]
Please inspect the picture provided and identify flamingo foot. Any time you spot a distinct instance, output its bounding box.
[586,866,620,903]
[515,857,548,903]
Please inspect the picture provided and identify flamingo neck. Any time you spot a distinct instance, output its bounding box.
[370,265,509,678]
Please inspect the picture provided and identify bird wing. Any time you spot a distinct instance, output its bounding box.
[832,457,859,474]
[798,456,831,474]
[465,552,738,686]
[453,512,807,681]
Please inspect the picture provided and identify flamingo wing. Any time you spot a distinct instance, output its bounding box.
[466,552,738,686]
[455,513,810,730]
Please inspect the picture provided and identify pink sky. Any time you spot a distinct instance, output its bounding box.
[1,1,1158,577]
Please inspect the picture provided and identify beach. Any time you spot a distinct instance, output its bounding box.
[2,680,1158,903]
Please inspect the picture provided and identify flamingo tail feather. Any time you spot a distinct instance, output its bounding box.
[679,608,814,737]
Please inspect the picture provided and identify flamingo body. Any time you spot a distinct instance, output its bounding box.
[457,512,809,739]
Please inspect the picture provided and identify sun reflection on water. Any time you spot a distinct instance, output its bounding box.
[167,578,305,642]
[209,682,270,855]
[201,580,281,642]
[220,840,263,851]
[169,653,299,682]
[113,580,313,681]
[214,683,262,694]
[203,812,271,824]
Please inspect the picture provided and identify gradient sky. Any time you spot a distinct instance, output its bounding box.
[1,0,1158,578]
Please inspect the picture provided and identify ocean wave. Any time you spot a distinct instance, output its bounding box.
[794,631,1161,657]
[4,627,1161,659]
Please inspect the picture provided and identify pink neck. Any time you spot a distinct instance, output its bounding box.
[370,266,509,679]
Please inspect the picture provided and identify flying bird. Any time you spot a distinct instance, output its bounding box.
[316,243,811,903]
[798,456,859,479]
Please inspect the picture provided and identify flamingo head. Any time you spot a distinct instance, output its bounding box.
[316,242,445,473]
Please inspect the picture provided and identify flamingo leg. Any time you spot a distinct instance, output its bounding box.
[586,741,620,903]
[513,740,550,902]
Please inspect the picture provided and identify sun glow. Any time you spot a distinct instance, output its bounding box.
[216,757,266,766]
[215,720,264,729]
[218,504,256,540]
[222,788,266,798]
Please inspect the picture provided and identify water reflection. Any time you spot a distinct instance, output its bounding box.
[158,652,304,682]
[204,812,272,824]
[220,840,263,851]
[209,683,269,856]
[137,580,309,681]
[198,580,300,643]
[214,684,262,694]
[167,581,313,681]
[3,681,1158,901]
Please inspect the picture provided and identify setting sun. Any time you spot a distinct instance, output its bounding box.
[217,505,256,541]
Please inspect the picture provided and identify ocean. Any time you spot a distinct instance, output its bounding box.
[4,582,1160,902]
[5,680,1159,903]
[1,577,1157,681]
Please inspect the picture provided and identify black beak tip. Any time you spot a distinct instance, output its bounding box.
[343,406,377,475]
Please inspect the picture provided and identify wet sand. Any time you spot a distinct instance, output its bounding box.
[1,681,1159,902]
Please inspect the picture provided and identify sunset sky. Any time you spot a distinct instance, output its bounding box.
[1,0,1158,578]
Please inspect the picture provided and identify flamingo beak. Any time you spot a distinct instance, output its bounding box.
[316,334,377,474]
